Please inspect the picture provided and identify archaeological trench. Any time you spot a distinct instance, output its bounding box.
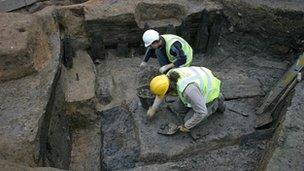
[0,0,304,170]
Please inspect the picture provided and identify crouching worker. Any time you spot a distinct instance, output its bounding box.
[140,29,193,73]
[147,66,225,132]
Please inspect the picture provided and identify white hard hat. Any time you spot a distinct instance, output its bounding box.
[142,29,160,47]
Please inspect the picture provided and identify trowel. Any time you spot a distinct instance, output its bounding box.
[157,123,179,135]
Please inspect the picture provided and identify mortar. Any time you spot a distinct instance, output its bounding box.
[137,85,155,110]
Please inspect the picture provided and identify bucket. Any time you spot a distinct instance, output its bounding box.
[137,85,155,110]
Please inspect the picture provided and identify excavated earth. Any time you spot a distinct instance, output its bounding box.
[0,0,304,170]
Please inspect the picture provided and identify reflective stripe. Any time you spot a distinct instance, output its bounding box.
[198,67,213,101]
[178,68,196,89]
[172,67,220,107]
[162,34,193,66]
[188,67,205,94]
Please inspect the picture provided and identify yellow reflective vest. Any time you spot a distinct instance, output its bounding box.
[162,34,193,67]
[168,67,221,107]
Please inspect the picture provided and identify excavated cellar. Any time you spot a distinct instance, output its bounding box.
[0,0,304,170]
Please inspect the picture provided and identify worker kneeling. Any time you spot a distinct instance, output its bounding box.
[148,66,225,132]
[140,29,193,73]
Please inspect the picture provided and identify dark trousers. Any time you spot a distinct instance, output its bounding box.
[155,48,170,67]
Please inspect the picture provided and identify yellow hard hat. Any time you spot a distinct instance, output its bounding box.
[150,74,169,96]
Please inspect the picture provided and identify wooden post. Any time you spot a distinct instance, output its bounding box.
[195,10,210,53]
[88,32,106,63]
[62,34,74,69]
[179,19,191,43]
[206,11,224,55]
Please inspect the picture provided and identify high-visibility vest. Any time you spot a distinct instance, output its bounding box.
[162,34,193,67]
[168,67,221,107]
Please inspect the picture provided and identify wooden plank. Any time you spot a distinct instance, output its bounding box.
[0,0,38,12]
[255,76,298,128]
[255,53,304,128]
[256,53,304,114]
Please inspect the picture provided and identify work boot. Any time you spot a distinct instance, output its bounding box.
[217,94,226,113]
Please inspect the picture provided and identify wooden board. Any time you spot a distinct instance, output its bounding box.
[256,53,304,114]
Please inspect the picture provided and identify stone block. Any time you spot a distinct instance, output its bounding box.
[62,50,97,122]
[101,106,140,170]
[0,12,54,81]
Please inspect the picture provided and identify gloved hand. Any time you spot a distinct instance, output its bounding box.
[178,125,190,133]
[159,65,170,73]
[140,61,147,68]
[147,107,156,120]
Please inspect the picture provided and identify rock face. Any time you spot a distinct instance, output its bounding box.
[0,8,69,167]
[261,81,304,171]
[0,30,61,166]
[0,12,56,81]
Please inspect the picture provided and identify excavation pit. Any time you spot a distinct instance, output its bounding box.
[1,0,304,170]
